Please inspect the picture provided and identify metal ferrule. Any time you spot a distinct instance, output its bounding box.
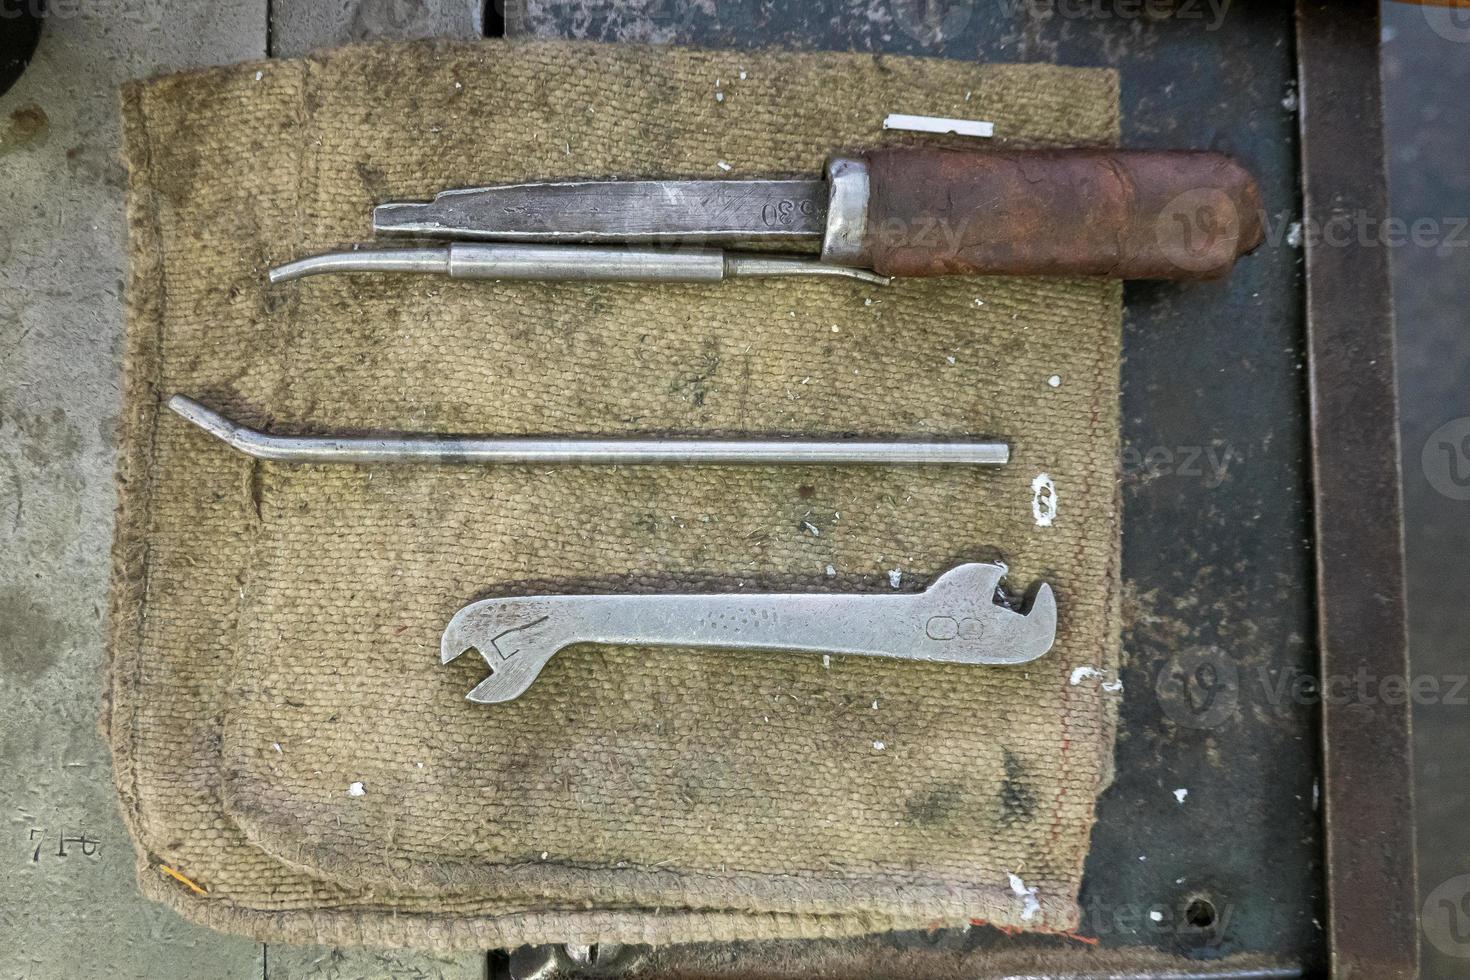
[819,155,874,268]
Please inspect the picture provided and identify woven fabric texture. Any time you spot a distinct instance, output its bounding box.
[108,39,1123,949]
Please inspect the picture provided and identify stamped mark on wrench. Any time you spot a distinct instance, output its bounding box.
[488,616,550,661]
[440,562,1057,704]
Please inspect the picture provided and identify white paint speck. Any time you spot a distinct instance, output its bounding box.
[946,355,957,365]
[803,521,821,537]
[1287,221,1304,248]
[825,564,836,577]
[1006,872,1042,921]
[830,324,840,333]
[973,297,985,307]
[1173,788,1189,805]
[872,740,886,751]
[1031,473,1058,527]
[347,782,365,797]
[254,70,263,81]
[717,160,732,172]
[271,742,282,753]
[1282,84,1298,112]
[541,851,549,860]
[822,654,831,669]
[872,699,880,710]
[1048,374,1062,388]
[715,91,725,103]
[1101,678,1124,693]
[416,762,424,769]
[739,70,748,80]
[1150,909,1165,922]
[1069,666,1103,685]
[888,569,902,589]
[885,113,994,139]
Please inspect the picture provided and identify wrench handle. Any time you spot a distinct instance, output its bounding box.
[579,592,942,663]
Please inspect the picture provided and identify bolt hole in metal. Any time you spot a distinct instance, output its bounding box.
[1185,896,1218,929]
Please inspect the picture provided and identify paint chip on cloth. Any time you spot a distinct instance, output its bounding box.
[106,38,1123,950]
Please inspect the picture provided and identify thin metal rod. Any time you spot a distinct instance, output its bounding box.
[269,248,450,283]
[168,397,1009,467]
[722,254,889,284]
[267,244,890,286]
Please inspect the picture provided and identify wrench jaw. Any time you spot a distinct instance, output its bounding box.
[996,582,1058,665]
[925,561,1009,600]
[921,563,1058,666]
[440,602,564,704]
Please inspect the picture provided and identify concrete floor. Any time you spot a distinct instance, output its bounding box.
[1,7,265,977]
[0,2,1462,977]
[0,2,487,976]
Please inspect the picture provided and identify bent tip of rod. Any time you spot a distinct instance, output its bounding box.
[268,256,325,283]
[167,395,264,458]
[788,263,892,287]
[269,247,452,283]
[264,252,361,283]
[848,268,893,286]
[167,395,234,440]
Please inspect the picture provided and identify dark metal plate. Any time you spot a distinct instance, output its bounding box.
[509,1,1339,974]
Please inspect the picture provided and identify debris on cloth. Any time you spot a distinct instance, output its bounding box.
[1007,872,1042,921]
[884,112,994,138]
[1032,473,1059,527]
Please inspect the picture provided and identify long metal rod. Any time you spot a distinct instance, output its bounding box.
[268,244,890,286]
[168,396,1008,467]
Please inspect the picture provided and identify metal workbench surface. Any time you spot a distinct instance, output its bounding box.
[507,1,1338,976]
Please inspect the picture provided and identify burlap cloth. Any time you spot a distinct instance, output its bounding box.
[107,39,1123,949]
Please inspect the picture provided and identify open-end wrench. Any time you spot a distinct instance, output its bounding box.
[440,562,1056,704]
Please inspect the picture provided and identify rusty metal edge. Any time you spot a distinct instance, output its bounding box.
[1294,2,1420,978]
